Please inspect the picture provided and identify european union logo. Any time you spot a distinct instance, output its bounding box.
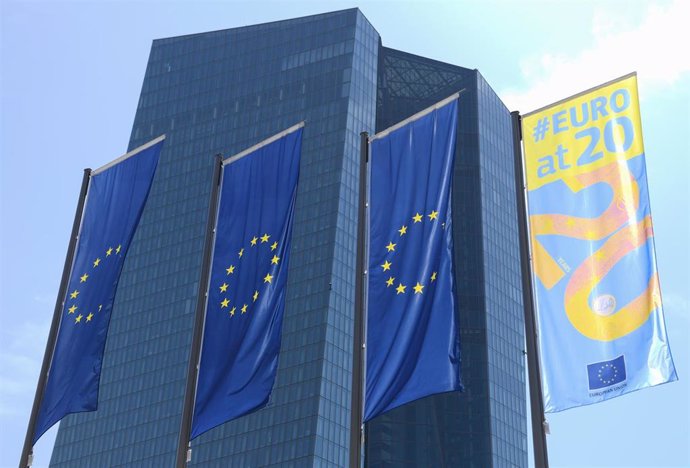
[33,137,162,444]
[191,125,303,439]
[587,355,627,391]
[63,243,123,326]
[365,97,461,422]
[213,233,281,319]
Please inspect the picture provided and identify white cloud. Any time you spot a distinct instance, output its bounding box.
[502,0,690,112]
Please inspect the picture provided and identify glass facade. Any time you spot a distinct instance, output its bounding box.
[366,48,527,468]
[50,9,526,468]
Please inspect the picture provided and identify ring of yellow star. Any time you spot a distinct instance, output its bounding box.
[67,242,123,324]
[383,210,442,295]
[223,233,279,318]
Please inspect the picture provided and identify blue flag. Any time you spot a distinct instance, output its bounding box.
[191,125,303,439]
[33,137,163,444]
[364,98,461,422]
[587,355,627,391]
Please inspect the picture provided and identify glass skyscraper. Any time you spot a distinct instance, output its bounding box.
[49,9,526,467]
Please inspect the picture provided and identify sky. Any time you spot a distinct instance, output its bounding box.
[1,1,688,467]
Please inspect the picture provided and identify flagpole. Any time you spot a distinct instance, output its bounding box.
[175,155,223,468]
[19,168,91,468]
[511,111,550,468]
[349,132,369,468]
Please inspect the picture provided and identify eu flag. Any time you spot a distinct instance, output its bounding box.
[587,355,627,391]
[33,137,163,443]
[191,125,303,439]
[364,98,461,422]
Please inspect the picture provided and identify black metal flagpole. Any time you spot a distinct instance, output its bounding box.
[349,132,369,468]
[175,155,223,468]
[20,168,92,468]
[511,111,550,468]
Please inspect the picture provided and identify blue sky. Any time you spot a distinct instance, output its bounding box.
[1,1,688,466]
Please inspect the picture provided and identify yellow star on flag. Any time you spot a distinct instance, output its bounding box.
[396,283,406,295]
[431,272,437,282]
[75,314,83,323]
[264,273,273,284]
[382,260,392,271]
[428,210,438,221]
[241,304,248,314]
[219,283,229,292]
[270,241,278,251]
[238,248,244,258]
[69,290,79,299]
[68,305,77,314]
[226,265,235,275]
[271,255,280,265]
[260,234,270,243]
[250,237,258,246]
[386,276,395,287]
[230,307,236,316]
[253,290,259,302]
[93,258,101,267]
[413,282,424,294]
[385,242,396,252]
[412,213,422,223]
[80,273,88,283]
[86,313,94,322]
[116,244,121,254]
[106,247,113,256]
[221,298,229,308]
[398,225,407,236]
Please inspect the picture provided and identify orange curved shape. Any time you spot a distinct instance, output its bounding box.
[564,216,660,341]
[530,160,640,289]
